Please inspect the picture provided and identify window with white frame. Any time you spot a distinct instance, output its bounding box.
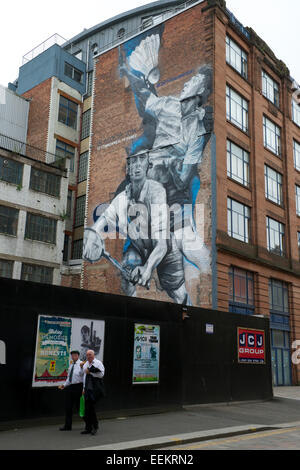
[226,35,248,78]
[292,99,300,127]
[264,165,283,206]
[263,116,281,156]
[294,140,300,171]
[226,86,248,132]
[266,217,285,256]
[227,198,250,243]
[296,185,300,216]
[262,70,280,107]
[227,140,249,186]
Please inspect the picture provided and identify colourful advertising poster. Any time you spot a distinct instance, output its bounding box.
[133,324,160,384]
[33,316,72,387]
[32,316,105,387]
[238,327,265,364]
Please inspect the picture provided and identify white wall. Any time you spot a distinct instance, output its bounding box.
[0,85,30,143]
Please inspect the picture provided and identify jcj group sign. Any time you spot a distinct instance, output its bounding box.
[237,327,265,364]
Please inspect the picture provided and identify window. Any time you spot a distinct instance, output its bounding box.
[30,168,60,197]
[0,259,13,278]
[81,110,91,140]
[294,140,300,171]
[74,196,86,227]
[78,152,89,183]
[63,235,70,262]
[266,217,285,256]
[87,71,93,97]
[263,116,281,156]
[73,50,83,61]
[0,156,23,186]
[227,140,249,186]
[292,99,300,127]
[0,205,18,236]
[229,267,254,315]
[21,264,53,284]
[264,165,283,206]
[25,213,57,244]
[262,70,280,107]
[64,62,83,84]
[269,279,289,328]
[226,86,248,132]
[296,186,300,216]
[227,198,250,243]
[56,140,75,172]
[72,239,83,260]
[66,190,73,218]
[58,95,78,129]
[226,35,248,78]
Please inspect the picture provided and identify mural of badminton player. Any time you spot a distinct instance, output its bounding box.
[118,30,213,274]
[83,151,192,305]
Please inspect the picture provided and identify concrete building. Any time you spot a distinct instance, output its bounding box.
[3,0,300,387]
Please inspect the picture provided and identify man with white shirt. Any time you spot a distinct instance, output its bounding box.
[81,349,105,435]
[59,350,84,431]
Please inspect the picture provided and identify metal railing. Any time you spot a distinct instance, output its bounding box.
[22,34,68,65]
[0,133,66,170]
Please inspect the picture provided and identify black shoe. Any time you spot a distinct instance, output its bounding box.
[81,429,91,434]
[60,426,72,431]
[91,428,98,436]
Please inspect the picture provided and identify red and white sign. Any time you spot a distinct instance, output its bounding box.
[238,328,265,364]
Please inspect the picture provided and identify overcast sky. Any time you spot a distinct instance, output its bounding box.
[1,0,299,87]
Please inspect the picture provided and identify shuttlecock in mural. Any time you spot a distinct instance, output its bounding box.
[129,34,161,84]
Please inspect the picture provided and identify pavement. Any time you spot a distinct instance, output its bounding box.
[1,387,300,450]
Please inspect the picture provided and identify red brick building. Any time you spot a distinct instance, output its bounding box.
[80,0,300,386]
[3,0,300,387]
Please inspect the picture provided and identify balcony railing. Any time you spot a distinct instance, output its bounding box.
[0,133,66,170]
[22,34,68,65]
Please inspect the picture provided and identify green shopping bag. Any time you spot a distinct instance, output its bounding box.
[79,395,85,418]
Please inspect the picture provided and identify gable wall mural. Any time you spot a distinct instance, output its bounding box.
[82,4,216,308]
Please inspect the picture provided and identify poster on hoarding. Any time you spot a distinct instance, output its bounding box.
[32,315,105,387]
[237,327,265,364]
[132,324,160,384]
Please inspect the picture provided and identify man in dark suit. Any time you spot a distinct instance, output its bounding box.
[81,349,105,435]
[59,350,84,431]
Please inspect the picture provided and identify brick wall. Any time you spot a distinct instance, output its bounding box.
[22,78,52,158]
[82,1,215,307]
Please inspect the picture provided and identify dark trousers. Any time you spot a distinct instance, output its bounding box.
[84,397,99,431]
[64,383,83,429]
